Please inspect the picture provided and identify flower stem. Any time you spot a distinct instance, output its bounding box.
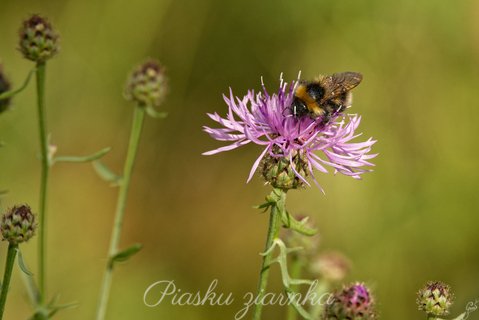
[310,279,329,319]
[286,255,305,320]
[36,61,49,303]
[252,188,285,320]
[96,106,145,320]
[0,243,18,319]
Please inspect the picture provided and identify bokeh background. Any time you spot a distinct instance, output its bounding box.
[1,0,478,319]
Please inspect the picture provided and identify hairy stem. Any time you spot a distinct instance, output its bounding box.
[252,189,285,320]
[96,106,145,320]
[0,243,18,319]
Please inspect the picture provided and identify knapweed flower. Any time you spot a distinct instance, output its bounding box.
[324,282,376,320]
[19,14,59,62]
[0,65,12,113]
[125,59,168,108]
[203,75,376,191]
[417,281,453,317]
[1,204,37,245]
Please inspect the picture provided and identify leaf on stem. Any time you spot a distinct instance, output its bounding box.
[110,243,143,265]
[0,68,35,100]
[16,248,33,276]
[92,160,122,186]
[281,211,317,236]
[452,313,467,320]
[261,238,314,319]
[53,147,111,164]
[29,296,78,320]
[145,105,167,119]
[20,266,41,305]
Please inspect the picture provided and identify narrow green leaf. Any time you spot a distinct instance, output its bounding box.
[16,248,33,276]
[47,295,78,317]
[0,68,35,100]
[281,211,317,236]
[111,243,143,264]
[253,201,273,212]
[53,147,111,164]
[20,266,41,305]
[92,160,122,185]
[145,106,168,119]
[452,312,467,320]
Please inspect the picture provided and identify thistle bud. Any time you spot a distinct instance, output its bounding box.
[19,14,59,62]
[124,59,167,108]
[261,149,308,190]
[1,205,37,245]
[324,283,376,320]
[417,281,453,317]
[0,65,12,113]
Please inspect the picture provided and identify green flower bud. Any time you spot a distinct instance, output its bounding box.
[417,281,453,317]
[124,59,168,108]
[19,14,60,62]
[261,149,308,190]
[1,205,37,245]
[324,283,376,320]
[0,65,12,113]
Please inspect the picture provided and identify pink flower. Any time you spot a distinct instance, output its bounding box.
[203,75,377,190]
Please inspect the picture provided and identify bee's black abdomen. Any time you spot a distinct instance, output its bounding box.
[291,97,309,117]
[306,83,325,101]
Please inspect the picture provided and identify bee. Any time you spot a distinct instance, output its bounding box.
[290,72,363,123]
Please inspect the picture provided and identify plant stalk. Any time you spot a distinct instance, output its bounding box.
[0,243,18,319]
[286,255,305,320]
[36,61,49,302]
[252,189,285,320]
[96,106,145,320]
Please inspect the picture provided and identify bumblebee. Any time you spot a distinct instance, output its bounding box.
[290,72,363,123]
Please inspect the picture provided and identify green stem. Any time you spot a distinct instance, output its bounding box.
[96,106,145,320]
[36,61,49,303]
[252,189,285,320]
[310,279,329,319]
[0,243,18,319]
[286,255,305,320]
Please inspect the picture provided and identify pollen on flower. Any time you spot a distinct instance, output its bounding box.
[203,75,377,190]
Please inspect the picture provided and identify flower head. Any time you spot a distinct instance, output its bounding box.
[19,14,59,62]
[203,75,376,190]
[125,59,168,108]
[1,204,37,245]
[417,281,454,317]
[324,282,376,320]
[0,65,12,113]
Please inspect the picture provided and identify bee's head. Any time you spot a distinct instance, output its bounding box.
[290,97,309,118]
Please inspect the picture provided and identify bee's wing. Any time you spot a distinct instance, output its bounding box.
[321,72,362,101]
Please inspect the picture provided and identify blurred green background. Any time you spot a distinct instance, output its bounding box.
[1,0,478,319]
